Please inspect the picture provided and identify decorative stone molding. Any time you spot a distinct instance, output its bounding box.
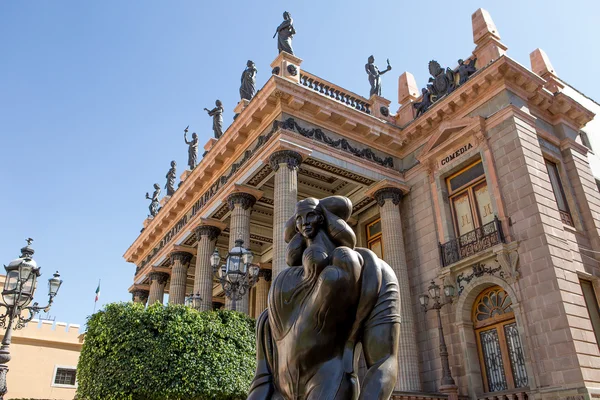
[373,187,403,207]
[148,271,169,285]
[456,262,504,295]
[169,251,193,265]
[496,243,520,280]
[194,225,221,242]
[258,269,272,282]
[269,150,303,171]
[277,117,394,168]
[227,192,257,211]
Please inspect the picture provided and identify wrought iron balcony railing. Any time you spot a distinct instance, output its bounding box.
[439,216,505,267]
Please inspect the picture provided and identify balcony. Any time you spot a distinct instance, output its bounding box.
[440,217,505,267]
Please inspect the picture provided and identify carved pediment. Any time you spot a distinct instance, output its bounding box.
[419,117,482,159]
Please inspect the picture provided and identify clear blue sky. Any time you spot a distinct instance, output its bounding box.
[1,1,599,328]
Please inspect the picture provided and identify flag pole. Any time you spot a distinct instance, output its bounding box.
[93,279,101,314]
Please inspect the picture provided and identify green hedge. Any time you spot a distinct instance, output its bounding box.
[77,302,256,400]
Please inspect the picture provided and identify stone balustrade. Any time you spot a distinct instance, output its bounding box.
[299,71,371,114]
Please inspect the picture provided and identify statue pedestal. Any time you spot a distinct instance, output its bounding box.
[369,94,393,122]
[180,169,192,183]
[395,101,417,126]
[270,52,303,84]
[234,99,250,116]
[439,384,459,400]
[204,138,217,152]
[143,216,154,228]
[160,196,171,207]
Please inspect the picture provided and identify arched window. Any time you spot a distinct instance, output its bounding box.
[473,286,528,392]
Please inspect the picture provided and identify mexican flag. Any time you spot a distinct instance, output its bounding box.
[95,281,101,302]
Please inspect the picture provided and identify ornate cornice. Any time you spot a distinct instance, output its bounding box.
[227,192,257,211]
[269,150,303,171]
[373,187,403,207]
[194,225,221,242]
[170,251,193,265]
[148,271,170,285]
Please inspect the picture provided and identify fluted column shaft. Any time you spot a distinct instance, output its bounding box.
[168,252,193,304]
[132,289,149,306]
[194,225,221,311]
[147,272,169,306]
[226,192,256,314]
[270,151,302,279]
[254,270,272,316]
[374,188,421,391]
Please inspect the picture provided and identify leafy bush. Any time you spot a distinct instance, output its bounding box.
[77,302,256,400]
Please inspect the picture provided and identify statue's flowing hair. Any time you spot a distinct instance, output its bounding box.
[284,196,355,262]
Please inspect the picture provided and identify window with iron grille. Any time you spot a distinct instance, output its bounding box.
[53,367,76,386]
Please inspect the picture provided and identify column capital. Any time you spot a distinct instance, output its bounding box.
[148,271,170,285]
[170,251,193,265]
[227,192,257,211]
[194,225,221,241]
[131,289,149,301]
[269,150,303,171]
[259,269,272,282]
[365,179,410,207]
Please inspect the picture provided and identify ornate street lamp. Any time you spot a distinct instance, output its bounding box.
[185,293,203,310]
[210,238,260,311]
[0,239,62,399]
[419,279,456,388]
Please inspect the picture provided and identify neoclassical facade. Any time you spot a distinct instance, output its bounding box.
[124,9,600,399]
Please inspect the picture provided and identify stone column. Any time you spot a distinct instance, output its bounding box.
[168,251,193,305]
[373,187,421,392]
[254,269,272,316]
[269,150,302,279]
[132,289,149,306]
[147,272,169,305]
[226,192,257,314]
[193,224,221,311]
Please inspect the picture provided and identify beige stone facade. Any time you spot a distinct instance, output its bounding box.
[124,8,600,399]
[6,319,82,399]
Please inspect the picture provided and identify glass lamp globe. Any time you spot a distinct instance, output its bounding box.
[443,284,455,298]
[419,293,430,308]
[48,272,62,297]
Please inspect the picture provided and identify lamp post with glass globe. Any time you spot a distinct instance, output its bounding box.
[0,239,62,399]
[210,238,260,312]
[185,292,203,310]
[419,279,456,390]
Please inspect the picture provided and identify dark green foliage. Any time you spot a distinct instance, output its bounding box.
[77,302,256,400]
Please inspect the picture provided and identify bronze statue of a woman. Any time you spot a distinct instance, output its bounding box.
[249,196,400,400]
[165,160,177,196]
[240,60,258,101]
[183,126,199,170]
[204,100,224,139]
[145,184,161,217]
[273,11,295,55]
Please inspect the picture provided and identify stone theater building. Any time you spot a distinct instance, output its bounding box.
[124,9,600,400]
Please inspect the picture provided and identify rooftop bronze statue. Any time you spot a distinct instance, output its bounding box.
[365,56,392,97]
[414,88,433,118]
[240,60,258,101]
[274,11,295,55]
[183,126,198,170]
[249,196,400,400]
[204,100,224,139]
[457,58,477,85]
[145,184,161,217]
[165,160,177,196]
